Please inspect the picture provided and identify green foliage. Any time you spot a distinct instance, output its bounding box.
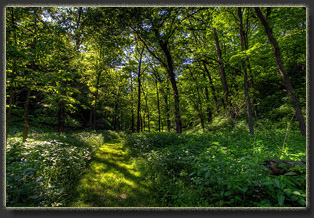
[125,126,306,207]
[6,130,118,207]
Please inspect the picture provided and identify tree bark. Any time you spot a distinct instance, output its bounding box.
[162,83,171,132]
[254,7,306,137]
[131,77,135,132]
[142,86,150,132]
[57,99,65,132]
[93,70,102,129]
[212,27,235,119]
[160,42,182,133]
[156,79,161,132]
[238,7,254,135]
[202,60,220,113]
[23,10,38,140]
[202,73,212,122]
[23,89,31,142]
[189,68,205,130]
[6,8,17,143]
[136,47,144,133]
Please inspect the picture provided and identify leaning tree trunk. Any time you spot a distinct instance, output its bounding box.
[160,42,182,134]
[254,7,306,137]
[238,7,254,135]
[212,27,235,119]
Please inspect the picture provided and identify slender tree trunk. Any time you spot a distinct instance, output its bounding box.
[88,106,93,129]
[162,83,171,132]
[6,8,17,143]
[23,89,31,142]
[160,42,182,134]
[93,70,102,129]
[23,10,38,140]
[6,77,15,143]
[142,86,150,132]
[57,99,65,132]
[131,90,135,133]
[254,7,306,137]
[247,61,259,117]
[238,7,254,135]
[136,47,144,133]
[75,7,83,51]
[212,27,235,119]
[189,68,205,130]
[203,73,212,122]
[202,61,220,113]
[156,78,161,132]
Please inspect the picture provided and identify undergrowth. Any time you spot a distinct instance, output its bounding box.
[124,123,306,207]
[6,129,120,207]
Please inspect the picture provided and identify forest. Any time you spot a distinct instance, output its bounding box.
[5,6,307,207]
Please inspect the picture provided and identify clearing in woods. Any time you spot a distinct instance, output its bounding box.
[69,138,156,207]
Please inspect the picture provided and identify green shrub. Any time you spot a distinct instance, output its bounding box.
[6,130,108,207]
[125,128,306,207]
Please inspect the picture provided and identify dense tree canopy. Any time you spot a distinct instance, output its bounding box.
[6,6,306,138]
[5,6,307,208]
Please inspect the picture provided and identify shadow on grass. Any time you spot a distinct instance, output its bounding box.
[68,139,157,207]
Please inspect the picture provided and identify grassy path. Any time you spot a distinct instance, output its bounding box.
[69,138,156,207]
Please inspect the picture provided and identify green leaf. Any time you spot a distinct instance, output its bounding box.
[242,187,248,193]
[277,194,285,206]
[293,191,301,196]
[205,172,210,179]
[28,195,39,199]
[284,171,297,176]
[224,191,232,196]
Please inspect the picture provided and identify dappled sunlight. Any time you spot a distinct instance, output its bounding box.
[69,139,155,207]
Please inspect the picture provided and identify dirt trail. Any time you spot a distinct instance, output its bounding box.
[69,138,156,207]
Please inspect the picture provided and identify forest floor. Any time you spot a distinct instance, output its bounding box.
[69,138,156,207]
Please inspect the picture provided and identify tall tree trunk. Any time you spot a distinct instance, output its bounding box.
[93,70,102,129]
[238,7,254,135]
[160,42,182,134]
[156,79,161,132]
[162,83,171,132]
[6,8,17,143]
[212,27,235,119]
[88,106,93,129]
[203,73,212,122]
[75,7,83,51]
[254,7,306,137]
[23,10,38,140]
[142,86,150,132]
[189,68,205,130]
[202,61,220,113]
[131,82,135,132]
[247,61,259,117]
[57,99,65,132]
[57,79,67,132]
[23,89,31,142]
[136,47,144,133]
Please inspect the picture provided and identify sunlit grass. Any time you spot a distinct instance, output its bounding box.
[69,138,157,207]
